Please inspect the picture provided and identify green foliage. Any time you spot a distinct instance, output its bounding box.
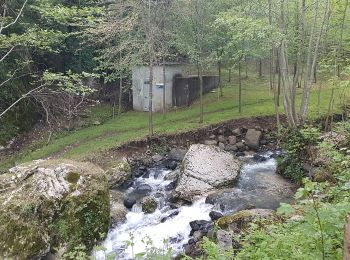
[277,126,321,183]
[201,237,234,260]
[119,233,172,260]
[42,70,98,95]
[63,244,89,260]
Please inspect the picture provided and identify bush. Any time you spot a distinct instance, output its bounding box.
[277,126,321,183]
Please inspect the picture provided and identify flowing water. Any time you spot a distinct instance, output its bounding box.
[94,152,293,259]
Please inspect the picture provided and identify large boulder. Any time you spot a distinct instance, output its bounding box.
[0,160,110,259]
[245,129,262,149]
[175,144,241,201]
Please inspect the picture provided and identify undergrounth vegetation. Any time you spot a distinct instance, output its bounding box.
[197,122,350,260]
[0,74,347,173]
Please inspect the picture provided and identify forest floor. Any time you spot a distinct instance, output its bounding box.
[0,73,348,172]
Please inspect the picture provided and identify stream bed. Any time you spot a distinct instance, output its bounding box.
[94,152,295,259]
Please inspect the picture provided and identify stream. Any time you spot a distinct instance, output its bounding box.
[94,151,294,259]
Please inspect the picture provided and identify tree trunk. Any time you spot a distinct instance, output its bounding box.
[300,0,329,121]
[228,67,232,83]
[148,0,153,137]
[338,0,349,77]
[198,64,204,123]
[118,50,123,116]
[259,58,263,77]
[218,60,223,97]
[118,75,123,116]
[343,214,350,260]
[245,56,248,79]
[162,55,166,115]
[112,85,117,118]
[149,61,154,136]
[238,61,242,113]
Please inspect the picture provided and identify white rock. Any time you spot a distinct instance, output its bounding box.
[175,144,241,201]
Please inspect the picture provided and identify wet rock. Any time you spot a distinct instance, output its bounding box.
[190,220,211,231]
[175,144,241,201]
[168,148,188,161]
[193,231,203,242]
[184,241,202,258]
[209,211,223,221]
[245,129,262,150]
[236,152,245,157]
[0,160,109,259]
[253,154,267,162]
[142,170,150,178]
[161,210,179,223]
[139,166,148,172]
[218,135,226,143]
[204,140,217,146]
[225,145,238,152]
[165,181,177,191]
[228,136,237,145]
[216,230,233,251]
[110,190,127,226]
[188,238,196,245]
[216,209,276,230]
[219,142,226,149]
[123,197,137,209]
[169,234,184,244]
[152,154,164,162]
[164,160,178,170]
[141,196,158,214]
[120,179,133,189]
[164,169,180,181]
[189,220,213,236]
[135,184,152,195]
[236,142,245,151]
[244,151,255,157]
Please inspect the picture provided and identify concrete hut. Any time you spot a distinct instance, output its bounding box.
[132,64,219,112]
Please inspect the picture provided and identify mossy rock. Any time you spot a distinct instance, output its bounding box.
[107,160,131,189]
[0,159,110,259]
[216,209,276,230]
[141,196,158,214]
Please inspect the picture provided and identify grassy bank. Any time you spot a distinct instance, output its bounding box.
[0,74,348,171]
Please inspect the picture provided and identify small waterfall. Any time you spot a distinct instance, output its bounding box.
[131,204,142,213]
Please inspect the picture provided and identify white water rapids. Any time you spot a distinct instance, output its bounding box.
[94,153,282,259]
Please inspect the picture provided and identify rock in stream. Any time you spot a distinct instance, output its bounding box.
[175,144,241,201]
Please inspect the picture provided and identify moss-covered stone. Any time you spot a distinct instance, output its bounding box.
[0,159,110,259]
[216,209,276,230]
[107,160,131,189]
[141,196,157,214]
